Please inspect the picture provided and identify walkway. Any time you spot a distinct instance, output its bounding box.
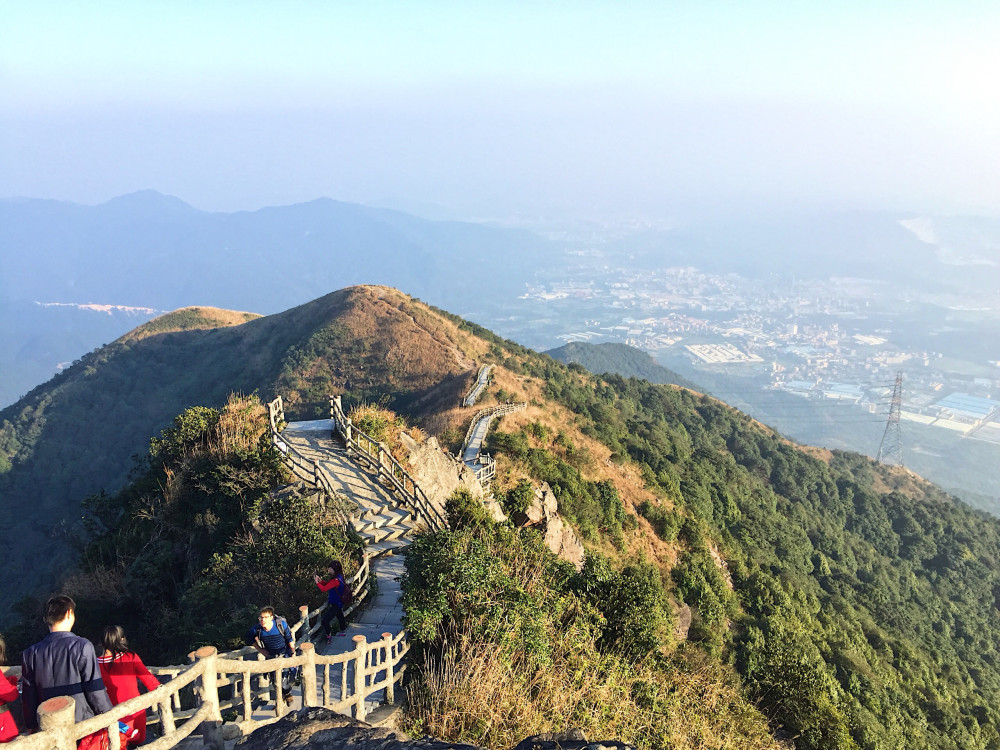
[462,365,492,407]
[282,420,421,556]
[244,419,415,721]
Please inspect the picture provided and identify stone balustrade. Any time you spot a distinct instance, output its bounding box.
[328,396,448,532]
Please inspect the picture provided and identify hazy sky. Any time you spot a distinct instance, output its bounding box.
[3,1,1000,219]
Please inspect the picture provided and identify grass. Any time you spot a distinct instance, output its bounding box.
[402,621,787,750]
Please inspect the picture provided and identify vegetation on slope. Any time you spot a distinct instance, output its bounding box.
[8,394,359,662]
[119,306,261,343]
[479,351,1000,750]
[401,522,783,750]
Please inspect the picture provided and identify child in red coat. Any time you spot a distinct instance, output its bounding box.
[0,634,18,744]
[97,626,160,746]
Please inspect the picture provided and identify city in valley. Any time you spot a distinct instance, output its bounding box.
[490,258,1000,480]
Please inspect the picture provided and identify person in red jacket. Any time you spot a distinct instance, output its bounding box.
[0,634,18,743]
[97,626,160,747]
[314,560,348,643]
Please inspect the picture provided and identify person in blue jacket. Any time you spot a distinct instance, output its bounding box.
[20,595,112,748]
[245,607,297,705]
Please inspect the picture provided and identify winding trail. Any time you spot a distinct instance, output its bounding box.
[462,364,492,407]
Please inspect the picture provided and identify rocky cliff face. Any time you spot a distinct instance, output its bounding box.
[234,708,635,750]
[399,433,584,569]
[400,432,505,521]
[513,482,585,570]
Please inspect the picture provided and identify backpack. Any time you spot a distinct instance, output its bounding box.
[249,614,293,650]
[275,615,293,646]
[340,580,353,607]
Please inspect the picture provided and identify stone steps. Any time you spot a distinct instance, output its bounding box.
[281,421,421,556]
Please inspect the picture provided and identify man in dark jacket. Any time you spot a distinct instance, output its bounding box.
[21,595,112,734]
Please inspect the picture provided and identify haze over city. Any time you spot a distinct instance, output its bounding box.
[3,1,1000,220]
[4,2,1000,511]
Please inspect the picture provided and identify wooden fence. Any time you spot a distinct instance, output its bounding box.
[4,555,407,748]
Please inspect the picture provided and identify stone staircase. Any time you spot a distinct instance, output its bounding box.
[280,419,422,556]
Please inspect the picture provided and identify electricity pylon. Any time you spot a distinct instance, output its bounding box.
[876,371,904,466]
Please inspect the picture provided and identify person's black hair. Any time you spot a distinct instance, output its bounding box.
[329,560,344,576]
[101,625,134,661]
[43,595,75,626]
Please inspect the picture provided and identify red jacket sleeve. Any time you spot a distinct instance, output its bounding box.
[317,577,341,592]
[0,673,17,703]
[131,654,161,693]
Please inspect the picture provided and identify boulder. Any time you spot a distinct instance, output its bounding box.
[236,712,633,750]
[399,433,506,520]
[512,728,636,750]
[235,707,483,750]
[515,483,584,570]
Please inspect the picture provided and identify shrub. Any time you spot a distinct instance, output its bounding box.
[445,487,493,530]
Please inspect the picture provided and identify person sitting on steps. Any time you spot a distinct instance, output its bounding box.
[314,560,348,643]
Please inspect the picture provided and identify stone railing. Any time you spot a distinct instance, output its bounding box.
[330,396,448,532]
[6,554,406,748]
[14,633,408,750]
[462,364,493,407]
[267,396,353,527]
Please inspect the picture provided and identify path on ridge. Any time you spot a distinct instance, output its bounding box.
[462,414,492,465]
[272,419,414,714]
[463,364,492,407]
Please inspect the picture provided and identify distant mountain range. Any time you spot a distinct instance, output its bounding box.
[5,192,999,410]
[0,191,555,406]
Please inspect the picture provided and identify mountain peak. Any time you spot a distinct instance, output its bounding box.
[99,190,198,213]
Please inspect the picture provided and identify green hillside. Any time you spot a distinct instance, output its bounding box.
[547,341,702,390]
[4,287,1000,748]
[0,287,482,618]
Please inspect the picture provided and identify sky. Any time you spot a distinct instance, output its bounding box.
[3,1,1000,221]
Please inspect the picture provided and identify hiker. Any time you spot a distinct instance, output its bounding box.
[0,633,18,743]
[20,596,112,749]
[245,607,297,705]
[97,626,160,746]
[314,561,348,643]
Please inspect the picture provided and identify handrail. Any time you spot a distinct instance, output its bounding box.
[267,396,353,527]
[329,396,448,532]
[462,364,492,407]
[461,401,528,457]
[13,628,409,749]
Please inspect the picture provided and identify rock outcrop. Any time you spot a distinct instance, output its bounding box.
[235,709,635,750]
[400,433,506,522]
[234,708,481,749]
[514,483,585,570]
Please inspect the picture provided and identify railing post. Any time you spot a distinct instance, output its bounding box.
[352,635,368,721]
[298,605,310,645]
[300,642,318,708]
[194,646,224,750]
[381,633,395,704]
[37,695,76,750]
